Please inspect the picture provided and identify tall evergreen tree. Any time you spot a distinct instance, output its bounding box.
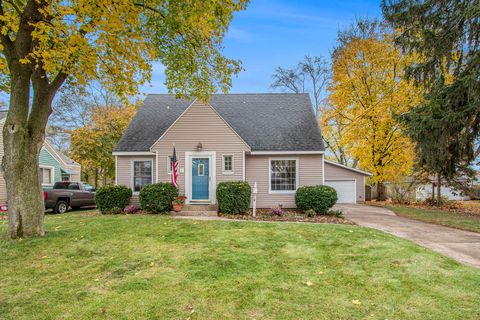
[382,0,480,204]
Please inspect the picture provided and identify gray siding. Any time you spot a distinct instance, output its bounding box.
[324,161,366,203]
[151,101,250,198]
[245,154,324,208]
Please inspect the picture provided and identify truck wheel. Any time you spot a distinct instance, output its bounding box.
[54,201,69,214]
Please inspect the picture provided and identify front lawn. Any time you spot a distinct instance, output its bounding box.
[1,211,480,319]
[383,205,480,233]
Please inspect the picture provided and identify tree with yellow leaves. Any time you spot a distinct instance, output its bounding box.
[0,0,248,238]
[69,103,137,188]
[326,20,422,200]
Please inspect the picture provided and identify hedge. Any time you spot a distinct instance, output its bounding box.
[295,185,337,215]
[139,183,178,213]
[217,181,251,214]
[96,185,132,214]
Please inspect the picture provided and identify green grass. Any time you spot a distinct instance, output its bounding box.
[1,211,479,319]
[383,205,480,233]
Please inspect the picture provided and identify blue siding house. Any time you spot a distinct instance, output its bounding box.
[0,111,81,202]
[38,141,81,189]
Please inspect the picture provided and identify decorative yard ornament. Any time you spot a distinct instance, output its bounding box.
[252,182,258,218]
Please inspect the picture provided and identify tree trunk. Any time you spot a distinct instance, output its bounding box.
[94,168,99,188]
[436,173,442,207]
[4,68,45,238]
[377,182,386,201]
[431,180,435,203]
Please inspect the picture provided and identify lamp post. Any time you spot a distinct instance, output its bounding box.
[252,182,257,218]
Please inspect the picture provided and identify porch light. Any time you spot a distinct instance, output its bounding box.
[196,142,203,151]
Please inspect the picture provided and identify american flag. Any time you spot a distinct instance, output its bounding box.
[171,147,179,187]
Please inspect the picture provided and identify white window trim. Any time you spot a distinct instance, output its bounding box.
[198,163,205,176]
[166,155,172,175]
[131,159,153,194]
[39,165,55,186]
[184,151,216,205]
[222,154,234,174]
[268,157,299,194]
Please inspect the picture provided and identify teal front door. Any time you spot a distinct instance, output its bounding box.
[192,158,209,200]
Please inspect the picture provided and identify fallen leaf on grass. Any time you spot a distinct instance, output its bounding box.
[305,281,313,287]
[318,271,324,275]
[351,299,361,305]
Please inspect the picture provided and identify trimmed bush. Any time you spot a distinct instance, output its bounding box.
[139,183,178,213]
[96,185,132,214]
[217,181,251,214]
[295,185,337,215]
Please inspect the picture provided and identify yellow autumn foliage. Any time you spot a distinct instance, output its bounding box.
[326,36,423,184]
[69,103,137,183]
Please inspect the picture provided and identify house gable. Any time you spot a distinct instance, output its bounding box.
[151,99,251,151]
[151,100,251,195]
[39,148,63,186]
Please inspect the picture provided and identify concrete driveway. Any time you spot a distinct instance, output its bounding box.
[336,204,480,268]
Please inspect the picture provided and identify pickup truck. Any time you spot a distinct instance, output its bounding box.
[44,182,96,214]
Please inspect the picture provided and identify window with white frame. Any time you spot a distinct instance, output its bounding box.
[133,161,152,192]
[270,159,297,192]
[39,167,53,186]
[222,155,233,173]
[166,156,172,174]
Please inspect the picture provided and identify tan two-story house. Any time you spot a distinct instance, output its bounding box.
[113,94,371,207]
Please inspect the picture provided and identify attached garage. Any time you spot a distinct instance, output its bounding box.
[324,180,356,204]
[323,160,372,204]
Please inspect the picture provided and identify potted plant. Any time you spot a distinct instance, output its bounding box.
[172,195,186,212]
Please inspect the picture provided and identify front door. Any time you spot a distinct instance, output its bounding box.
[192,158,209,201]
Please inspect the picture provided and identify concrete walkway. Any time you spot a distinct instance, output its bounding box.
[336,204,480,268]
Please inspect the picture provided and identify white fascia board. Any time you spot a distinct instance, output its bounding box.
[324,160,373,176]
[112,151,156,156]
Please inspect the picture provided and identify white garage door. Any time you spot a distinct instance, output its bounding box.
[324,180,356,204]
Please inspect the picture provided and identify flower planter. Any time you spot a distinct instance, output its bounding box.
[172,203,183,212]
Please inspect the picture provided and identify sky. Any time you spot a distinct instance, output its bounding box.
[141,0,383,95]
[0,0,383,106]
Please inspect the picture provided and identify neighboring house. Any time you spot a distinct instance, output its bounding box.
[382,177,472,202]
[0,110,81,204]
[113,94,371,207]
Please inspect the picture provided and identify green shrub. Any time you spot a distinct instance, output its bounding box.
[96,185,132,214]
[326,209,344,217]
[217,181,251,214]
[305,209,316,217]
[295,185,337,215]
[139,183,178,213]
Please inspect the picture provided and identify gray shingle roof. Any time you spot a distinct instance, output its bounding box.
[114,93,325,152]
